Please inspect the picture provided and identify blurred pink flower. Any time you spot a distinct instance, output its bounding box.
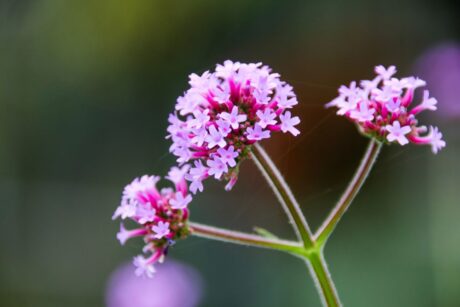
[415,42,460,119]
[106,260,203,307]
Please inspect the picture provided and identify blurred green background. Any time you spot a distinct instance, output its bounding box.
[1,0,459,306]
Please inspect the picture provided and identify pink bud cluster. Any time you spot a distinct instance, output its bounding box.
[326,65,446,153]
[112,166,192,278]
[167,60,301,193]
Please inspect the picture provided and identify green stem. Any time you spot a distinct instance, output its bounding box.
[190,222,341,306]
[250,143,341,306]
[189,222,306,256]
[307,251,341,307]
[250,143,315,249]
[315,139,382,245]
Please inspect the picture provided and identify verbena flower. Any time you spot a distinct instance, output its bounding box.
[112,166,192,277]
[167,60,301,193]
[326,65,446,153]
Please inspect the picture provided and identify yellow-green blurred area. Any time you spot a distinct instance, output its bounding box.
[1,0,459,306]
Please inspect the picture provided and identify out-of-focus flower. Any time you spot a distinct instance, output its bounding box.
[112,166,192,277]
[106,260,203,307]
[415,42,460,119]
[327,65,446,154]
[167,60,301,193]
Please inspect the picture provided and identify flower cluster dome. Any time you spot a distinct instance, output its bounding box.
[167,60,301,193]
[112,166,192,277]
[326,65,446,154]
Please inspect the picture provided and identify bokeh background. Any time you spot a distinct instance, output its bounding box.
[1,0,459,306]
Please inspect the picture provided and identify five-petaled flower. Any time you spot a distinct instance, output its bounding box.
[152,221,171,239]
[167,60,302,193]
[385,121,412,145]
[326,65,446,154]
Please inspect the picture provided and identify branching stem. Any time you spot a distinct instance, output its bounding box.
[315,139,382,245]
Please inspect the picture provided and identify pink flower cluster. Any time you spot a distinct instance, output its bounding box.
[167,60,301,192]
[112,166,192,277]
[326,65,446,153]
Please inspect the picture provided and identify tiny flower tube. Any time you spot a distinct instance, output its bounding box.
[167,60,302,193]
[112,166,193,277]
[326,65,446,154]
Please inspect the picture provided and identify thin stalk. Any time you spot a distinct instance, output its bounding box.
[315,139,382,245]
[307,251,341,307]
[250,143,315,249]
[190,222,341,306]
[189,222,306,256]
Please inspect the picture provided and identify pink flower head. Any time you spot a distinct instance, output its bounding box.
[167,60,301,192]
[326,65,446,153]
[113,167,193,277]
